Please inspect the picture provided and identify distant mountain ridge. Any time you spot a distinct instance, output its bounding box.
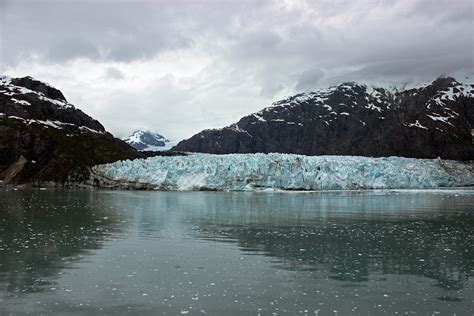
[123,130,171,151]
[0,75,142,185]
[173,77,474,160]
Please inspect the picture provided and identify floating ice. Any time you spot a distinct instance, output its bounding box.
[91,153,474,191]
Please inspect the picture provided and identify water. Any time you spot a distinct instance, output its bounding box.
[0,189,473,315]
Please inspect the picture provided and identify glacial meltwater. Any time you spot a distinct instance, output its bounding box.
[0,189,473,315]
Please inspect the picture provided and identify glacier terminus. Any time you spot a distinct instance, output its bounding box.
[90,153,474,191]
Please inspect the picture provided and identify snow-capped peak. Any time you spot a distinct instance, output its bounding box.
[123,130,173,151]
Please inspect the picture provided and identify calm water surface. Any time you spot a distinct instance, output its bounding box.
[0,189,473,315]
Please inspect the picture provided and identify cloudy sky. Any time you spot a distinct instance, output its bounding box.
[1,0,472,140]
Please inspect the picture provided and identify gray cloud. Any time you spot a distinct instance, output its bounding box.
[1,0,194,64]
[296,68,325,91]
[104,67,124,80]
[1,0,473,140]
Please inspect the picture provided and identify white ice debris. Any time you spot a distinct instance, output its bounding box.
[92,153,474,191]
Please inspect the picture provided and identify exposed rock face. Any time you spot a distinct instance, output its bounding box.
[173,77,474,160]
[0,76,143,185]
[10,76,67,102]
[0,76,104,132]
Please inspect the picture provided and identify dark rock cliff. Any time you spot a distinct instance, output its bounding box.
[0,76,143,185]
[173,77,474,160]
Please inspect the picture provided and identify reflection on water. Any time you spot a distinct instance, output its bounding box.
[0,189,473,315]
[194,217,473,288]
[0,190,126,294]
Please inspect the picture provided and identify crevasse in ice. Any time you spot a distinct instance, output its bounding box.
[92,153,474,191]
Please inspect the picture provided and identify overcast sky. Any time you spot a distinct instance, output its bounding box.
[1,0,473,140]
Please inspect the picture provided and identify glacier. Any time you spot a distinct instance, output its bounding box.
[90,153,474,191]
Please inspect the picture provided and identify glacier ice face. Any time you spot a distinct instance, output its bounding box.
[91,153,474,191]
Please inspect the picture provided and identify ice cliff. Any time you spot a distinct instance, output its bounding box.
[91,153,474,191]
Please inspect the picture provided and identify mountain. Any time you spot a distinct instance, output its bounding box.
[0,75,143,185]
[123,130,171,151]
[173,77,474,160]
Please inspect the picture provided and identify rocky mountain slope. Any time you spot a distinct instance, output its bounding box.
[173,77,474,160]
[123,130,171,151]
[0,76,143,185]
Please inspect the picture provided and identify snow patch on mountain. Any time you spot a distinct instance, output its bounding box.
[1,75,74,109]
[4,115,104,133]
